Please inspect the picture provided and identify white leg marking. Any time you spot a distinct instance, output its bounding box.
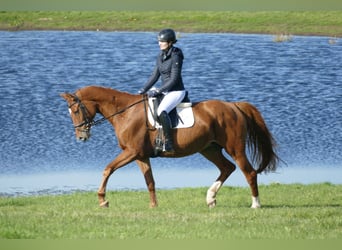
[251,196,261,208]
[206,181,222,208]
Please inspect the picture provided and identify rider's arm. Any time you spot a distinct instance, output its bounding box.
[141,62,160,94]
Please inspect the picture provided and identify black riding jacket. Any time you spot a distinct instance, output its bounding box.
[142,46,185,93]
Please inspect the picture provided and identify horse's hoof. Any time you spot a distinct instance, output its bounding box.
[207,200,216,209]
[251,196,261,208]
[100,201,109,208]
[149,203,158,208]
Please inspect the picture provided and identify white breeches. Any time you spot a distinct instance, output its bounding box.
[157,90,186,116]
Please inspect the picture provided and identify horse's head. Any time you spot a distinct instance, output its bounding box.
[60,92,97,141]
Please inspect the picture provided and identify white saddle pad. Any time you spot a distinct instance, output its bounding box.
[147,98,195,129]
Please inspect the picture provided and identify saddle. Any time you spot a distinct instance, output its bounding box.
[147,92,194,129]
[147,92,195,156]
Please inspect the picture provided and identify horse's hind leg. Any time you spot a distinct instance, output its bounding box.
[234,153,260,208]
[200,143,236,208]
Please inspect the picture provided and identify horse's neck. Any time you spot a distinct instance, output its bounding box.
[82,87,136,117]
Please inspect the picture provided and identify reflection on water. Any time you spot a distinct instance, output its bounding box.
[0,31,341,195]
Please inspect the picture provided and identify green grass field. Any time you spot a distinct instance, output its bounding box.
[1,11,342,36]
[0,183,341,239]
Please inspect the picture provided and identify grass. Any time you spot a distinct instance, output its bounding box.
[0,11,342,36]
[0,183,341,239]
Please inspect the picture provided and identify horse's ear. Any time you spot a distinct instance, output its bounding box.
[60,93,74,101]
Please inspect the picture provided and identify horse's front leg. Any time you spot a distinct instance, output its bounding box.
[136,158,158,208]
[97,150,136,207]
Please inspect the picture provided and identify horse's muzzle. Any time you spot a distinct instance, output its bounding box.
[76,130,90,141]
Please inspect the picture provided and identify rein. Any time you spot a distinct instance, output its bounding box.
[92,95,148,127]
[72,94,148,129]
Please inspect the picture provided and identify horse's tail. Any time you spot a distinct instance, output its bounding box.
[234,102,279,174]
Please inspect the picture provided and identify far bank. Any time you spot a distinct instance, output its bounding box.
[0,11,342,36]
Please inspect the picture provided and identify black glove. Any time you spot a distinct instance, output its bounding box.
[147,89,161,97]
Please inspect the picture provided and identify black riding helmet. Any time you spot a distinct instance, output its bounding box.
[158,29,177,44]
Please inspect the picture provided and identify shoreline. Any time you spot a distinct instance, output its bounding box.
[1,165,341,197]
[1,11,342,37]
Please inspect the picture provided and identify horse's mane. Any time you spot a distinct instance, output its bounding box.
[77,86,134,102]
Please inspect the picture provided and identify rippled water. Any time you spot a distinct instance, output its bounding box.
[0,31,341,195]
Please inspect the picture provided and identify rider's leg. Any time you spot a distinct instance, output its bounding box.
[158,111,174,152]
[157,90,186,152]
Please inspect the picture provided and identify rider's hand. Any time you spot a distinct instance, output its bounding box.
[147,89,161,97]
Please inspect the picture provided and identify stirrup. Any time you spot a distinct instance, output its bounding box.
[154,128,164,155]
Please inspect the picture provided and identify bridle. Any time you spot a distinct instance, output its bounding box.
[68,93,148,131]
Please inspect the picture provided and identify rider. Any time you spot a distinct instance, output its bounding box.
[138,28,187,152]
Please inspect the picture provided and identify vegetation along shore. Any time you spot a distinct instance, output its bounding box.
[0,11,342,36]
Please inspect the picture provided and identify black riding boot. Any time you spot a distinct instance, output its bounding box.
[158,111,174,152]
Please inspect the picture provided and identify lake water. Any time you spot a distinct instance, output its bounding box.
[0,31,341,196]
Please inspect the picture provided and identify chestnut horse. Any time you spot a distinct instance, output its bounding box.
[61,86,278,208]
